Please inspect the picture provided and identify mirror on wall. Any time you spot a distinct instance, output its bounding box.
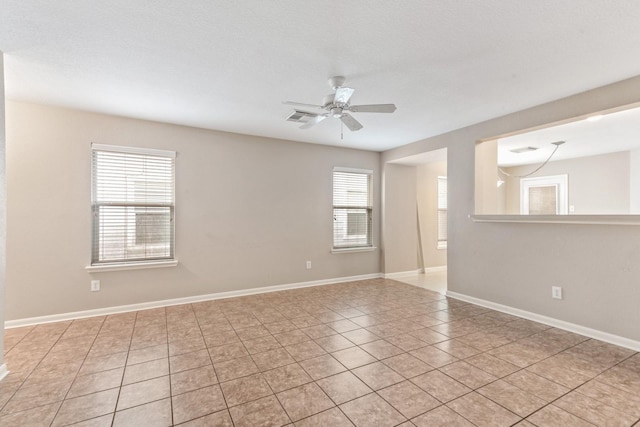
[475,103,640,215]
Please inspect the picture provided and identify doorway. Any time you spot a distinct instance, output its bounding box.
[386,148,448,293]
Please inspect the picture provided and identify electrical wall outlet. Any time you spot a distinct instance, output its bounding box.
[306,261,312,270]
[91,280,101,292]
[551,286,562,300]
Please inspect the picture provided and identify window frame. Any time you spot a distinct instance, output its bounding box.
[332,167,374,251]
[90,143,176,267]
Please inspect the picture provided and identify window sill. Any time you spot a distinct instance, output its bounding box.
[86,259,178,273]
[437,242,447,250]
[331,246,377,254]
[471,214,640,225]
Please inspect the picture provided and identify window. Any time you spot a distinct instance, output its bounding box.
[520,175,568,215]
[437,176,447,249]
[91,144,175,265]
[333,168,372,249]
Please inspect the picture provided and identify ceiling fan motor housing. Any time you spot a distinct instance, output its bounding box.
[329,76,346,90]
[323,94,336,107]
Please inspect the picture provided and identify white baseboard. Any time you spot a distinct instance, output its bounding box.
[446,291,640,352]
[11,273,636,354]
[383,269,421,279]
[0,364,8,381]
[5,273,383,329]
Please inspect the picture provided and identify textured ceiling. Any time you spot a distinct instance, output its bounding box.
[2,1,640,151]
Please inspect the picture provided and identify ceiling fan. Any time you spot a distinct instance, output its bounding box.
[283,76,396,132]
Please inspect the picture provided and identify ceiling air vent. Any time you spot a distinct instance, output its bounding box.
[285,109,318,123]
[510,146,539,154]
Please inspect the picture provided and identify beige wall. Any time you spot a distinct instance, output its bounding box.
[382,164,417,274]
[503,151,630,214]
[417,161,447,268]
[630,149,640,214]
[474,139,501,214]
[383,75,640,342]
[5,101,381,320]
[0,53,6,364]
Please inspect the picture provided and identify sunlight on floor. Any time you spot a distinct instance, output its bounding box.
[392,270,447,295]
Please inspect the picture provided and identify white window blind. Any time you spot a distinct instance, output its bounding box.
[437,176,447,249]
[333,168,373,249]
[91,144,175,265]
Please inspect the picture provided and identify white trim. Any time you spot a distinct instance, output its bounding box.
[0,364,8,382]
[383,269,422,279]
[91,143,176,158]
[332,166,373,174]
[520,174,568,215]
[437,241,447,250]
[446,291,640,352]
[331,246,377,254]
[471,214,640,225]
[5,273,382,329]
[86,259,179,273]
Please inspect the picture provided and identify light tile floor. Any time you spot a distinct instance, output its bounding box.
[1,278,639,426]
[393,270,448,295]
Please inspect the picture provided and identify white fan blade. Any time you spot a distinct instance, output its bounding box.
[300,115,327,129]
[334,87,355,104]
[340,113,363,131]
[283,101,324,109]
[349,104,396,113]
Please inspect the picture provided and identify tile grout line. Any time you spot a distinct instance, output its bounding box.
[520,345,640,425]
[425,312,593,424]
[429,309,638,425]
[1,321,76,417]
[194,302,235,426]
[48,316,108,426]
[107,311,139,427]
[164,306,174,427]
[2,279,638,426]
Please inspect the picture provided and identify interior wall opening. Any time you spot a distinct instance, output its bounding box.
[385,148,447,294]
[475,102,640,216]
